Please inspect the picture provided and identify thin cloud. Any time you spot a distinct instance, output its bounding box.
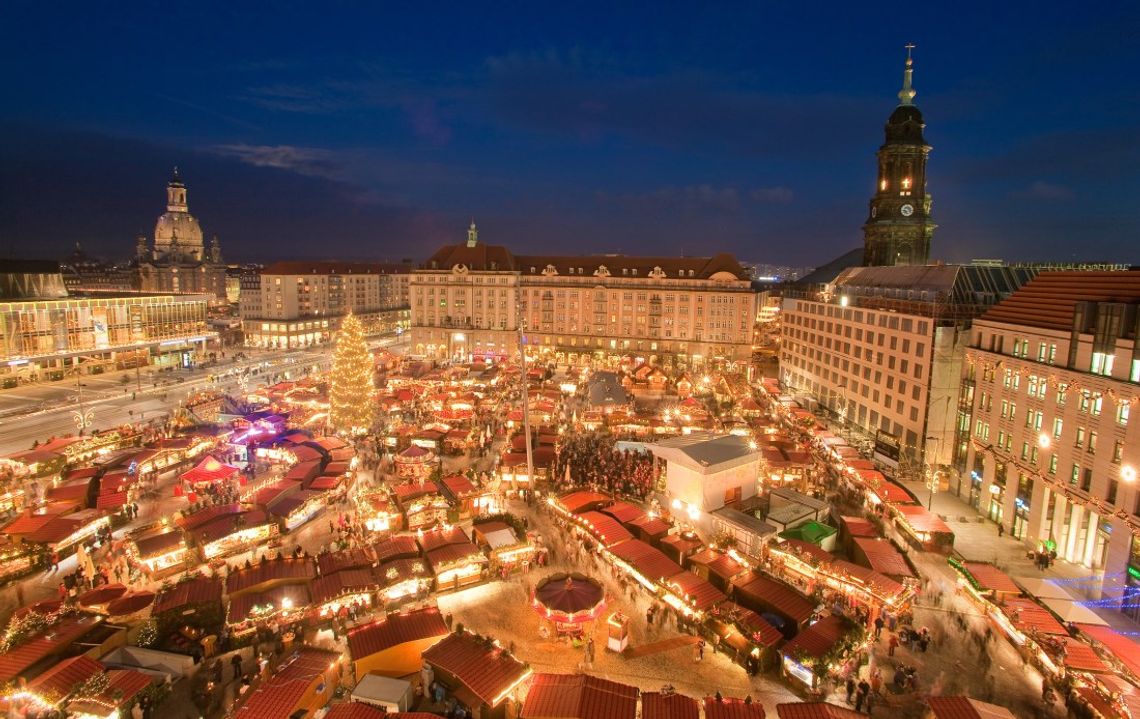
[749,186,794,204]
[1012,180,1075,201]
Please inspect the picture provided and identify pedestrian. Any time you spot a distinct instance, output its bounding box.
[888,633,899,657]
[854,688,866,713]
[873,615,884,639]
[231,653,242,680]
[845,676,856,703]
[997,524,1004,538]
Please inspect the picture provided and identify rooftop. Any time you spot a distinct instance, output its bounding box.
[979,270,1140,332]
[521,673,639,719]
[649,433,757,474]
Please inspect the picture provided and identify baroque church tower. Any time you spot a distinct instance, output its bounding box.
[862,46,936,266]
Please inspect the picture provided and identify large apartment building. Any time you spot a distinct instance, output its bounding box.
[410,223,757,368]
[961,271,1140,611]
[240,261,410,348]
[779,264,1037,470]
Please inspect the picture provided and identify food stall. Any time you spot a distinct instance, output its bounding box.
[130,529,190,576]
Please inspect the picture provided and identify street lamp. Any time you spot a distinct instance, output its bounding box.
[924,434,941,510]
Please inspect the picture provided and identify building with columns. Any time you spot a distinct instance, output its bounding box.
[410,223,757,368]
[961,271,1140,612]
[135,169,228,304]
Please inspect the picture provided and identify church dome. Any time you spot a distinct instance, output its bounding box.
[154,211,203,248]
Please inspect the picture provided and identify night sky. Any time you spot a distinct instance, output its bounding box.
[1,2,1137,267]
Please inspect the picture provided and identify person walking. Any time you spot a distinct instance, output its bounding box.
[888,633,899,656]
[845,676,856,703]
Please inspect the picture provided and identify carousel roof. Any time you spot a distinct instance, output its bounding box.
[533,573,605,616]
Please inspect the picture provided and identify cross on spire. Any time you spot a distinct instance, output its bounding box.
[898,43,917,106]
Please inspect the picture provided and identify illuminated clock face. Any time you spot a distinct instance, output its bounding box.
[900,204,915,217]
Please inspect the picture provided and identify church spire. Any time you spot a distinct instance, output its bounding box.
[466,218,478,248]
[897,43,917,106]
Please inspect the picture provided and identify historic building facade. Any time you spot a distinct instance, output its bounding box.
[862,47,936,267]
[240,261,410,348]
[135,169,228,304]
[961,271,1140,609]
[410,223,757,367]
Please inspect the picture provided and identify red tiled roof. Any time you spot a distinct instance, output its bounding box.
[441,474,477,497]
[284,459,322,482]
[980,270,1140,332]
[95,491,128,509]
[423,632,530,707]
[601,502,647,525]
[0,614,101,682]
[347,607,449,660]
[236,648,339,719]
[704,697,766,719]
[733,574,816,624]
[1001,597,1067,636]
[1078,624,1140,678]
[666,571,727,611]
[687,549,746,581]
[378,557,431,587]
[268,490,321,518]
[872,481,915,505]
[960,562,1020,594]
[374,535,422,563]
[774,539,832,566]
[610,540,683,584]
[828,559,904,599]
[251,480,298,507]
[558,491,611,514]
[152,576,224,614]
[28,655,103,699]
[780,615,847,660]
[324,704,389,719]
[419,525,471,553]
[1059,637,1108,673]
[894,505,952,534]
[521,673,638,719]
[194,509,271,545]
[926,696,1016,719]
[852,538,912,578]
[25,512,108,545]
[576,511,633,547]
[226,557,316,595]
[318,547,376,575]
[177,503,245,531]
[310,475,342,491]
[628,515,671,538]
[642,693,699,719]
[289,445,325,463]
[775,702,864,719]
[660,533,704,555]
[394,481,440,503]
[312,568,379,605]
[427,542,486,569]
[840,516,878,538]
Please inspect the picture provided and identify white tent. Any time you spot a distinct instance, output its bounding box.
[351,674,414,712]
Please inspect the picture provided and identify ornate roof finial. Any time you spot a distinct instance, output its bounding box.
[898,43,917,106]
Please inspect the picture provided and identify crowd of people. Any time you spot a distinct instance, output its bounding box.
[551,432,656,499]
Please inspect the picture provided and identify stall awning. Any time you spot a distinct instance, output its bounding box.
[180,456,238,485]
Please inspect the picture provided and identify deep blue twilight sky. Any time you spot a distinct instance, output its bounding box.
[1,2,1138,267]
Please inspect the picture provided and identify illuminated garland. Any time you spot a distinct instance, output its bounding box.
[965,351,1140,406]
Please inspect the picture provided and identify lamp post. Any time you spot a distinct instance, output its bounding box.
[924,433,944,510]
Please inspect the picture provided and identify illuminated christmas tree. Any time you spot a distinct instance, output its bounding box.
[329,313,375,434]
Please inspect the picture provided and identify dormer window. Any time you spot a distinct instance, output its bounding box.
[622,268,628,275]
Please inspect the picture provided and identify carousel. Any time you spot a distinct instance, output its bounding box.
[394,445,437,482]
[531,572,606,636]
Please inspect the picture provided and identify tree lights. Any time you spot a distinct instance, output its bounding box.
[329,313,375,435]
